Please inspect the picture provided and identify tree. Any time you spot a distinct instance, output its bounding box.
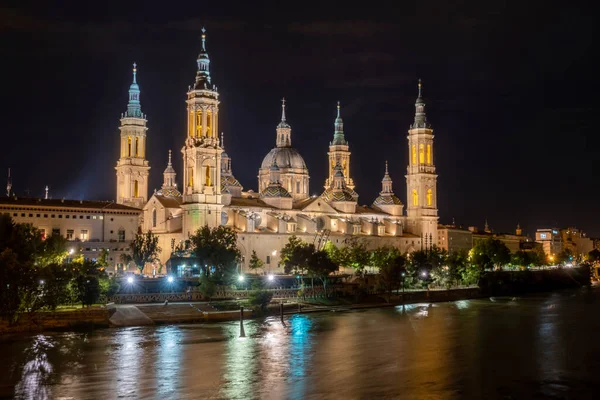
[588,249,600,263]
[307,250,338,297]
[280,236,313,277]
[511,250,531,269]
[38,234,68,267]
[446,250,468,286]
[375,249,406,301]
[557,248,575,264]
[96,248,110,270]
[0,249,36,323]
[190,225,240,281]
[529,246,548,267]
[343,237,370,276]
[130,230,162,275]
[72,261,104,307]
[198,274,216,300]
[248,250,264,273]
[248,290,274,313]
[471,238,511,271]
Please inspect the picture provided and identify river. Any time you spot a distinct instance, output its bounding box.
[1,288,599,399]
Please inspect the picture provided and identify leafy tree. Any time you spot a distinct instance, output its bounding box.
[72,261,104,307]
[100,275,121,298]
[198,274,217,300]
[190,226,240,280]
[280,236,313,277]
[248,289,274,313]
[37,263,77,310]
[511,250,531,269]
[529,246,548,267]
[374,249,406,301]
[130,230,162,275]
[307,250,338,297]
[0,215,44,263]
[343,237,370,276]
[38,234,68,267]
[471,238,510,271]
[96,248,110,270]
[248,250,264,273]
[446,249,468,286]
[0,249,36,323]
[557,248,575,264]
[588,249,600,263]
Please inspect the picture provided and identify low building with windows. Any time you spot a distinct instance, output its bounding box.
[437,224,473,253]
[535,228,563,257]
[0,197,141,272]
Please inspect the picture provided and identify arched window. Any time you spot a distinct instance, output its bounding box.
[152,208,157,228]
[135,137,139,157]
[412,189,418,206]
[411,145,416,165]
[419,144,424,164]
[189,111,194,137]
[205,165,211,186]
[127,137,132,157]
[427,189,432,206]
[196,111,203,137]
[206,112,212,137]
[134,180,139,198]
[427,144,431,164]
[188,167,193,187]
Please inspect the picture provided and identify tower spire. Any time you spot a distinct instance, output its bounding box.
[411,78,429,129]
[168,149,172,166]
[332,101,346,145]
[124,62,142,118]
[45,185,49,200]
[221,132,224,149]
[193,28,212,90]
[6,168,12,197]
[281,98,286,122]
[276,98,291,147]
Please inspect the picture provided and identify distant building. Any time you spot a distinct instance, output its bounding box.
[0,197,141,273]
[437,224,472,253]
[535,228,563,257]
[560,227,593,257]
[469,222,527,253]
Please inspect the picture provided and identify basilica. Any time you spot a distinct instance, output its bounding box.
[115,30,439,274]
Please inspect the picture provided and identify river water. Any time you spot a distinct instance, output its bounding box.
[1,288,599,400]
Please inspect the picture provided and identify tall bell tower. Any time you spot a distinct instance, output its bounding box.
[115,63,150,209]
[405,80,438,248]
[181,28,224,237]
[325,102,355,190]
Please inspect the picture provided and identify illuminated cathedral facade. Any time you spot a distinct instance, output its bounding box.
[116,30,439,273]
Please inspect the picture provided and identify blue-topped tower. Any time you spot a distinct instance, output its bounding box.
[325,102,355,190]
[115,63,150,209]
[181,28,225,236]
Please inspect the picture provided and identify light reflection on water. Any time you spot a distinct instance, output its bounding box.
[1,288,599,399]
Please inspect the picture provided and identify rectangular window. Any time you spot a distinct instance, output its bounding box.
[118,230,125,242]
[80,215,83,219]
[59,215,62,218]
[73,215,77,219]
[21,213,25,217]
[66,215,70,219]
[40,229,46,240]
[12,213,17,217]
[66,229,74,240]
[92,216,97,220]
[80,229,89,241]
[29,214,33,217]
[44,214,48,218]
[86,216,90,219]
[36,214,40,217]
[52,228,60,236]
[51,214,55,218]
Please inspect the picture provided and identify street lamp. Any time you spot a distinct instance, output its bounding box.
[267,274,274,282]
[127,276,134,284]
[167,276,174,283]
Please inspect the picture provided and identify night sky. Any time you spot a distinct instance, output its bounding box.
[1,1,597,237]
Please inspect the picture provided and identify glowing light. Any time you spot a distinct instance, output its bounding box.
[267,274,274,281]
[167,276,174,283]
[272,250,277,256]
[421,271,427,277]
[39,280,45,285]
[127,276,134,284]
[238,275,244,282]
[69,249,74,255]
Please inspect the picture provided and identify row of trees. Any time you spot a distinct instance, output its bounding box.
[0,216,120,324]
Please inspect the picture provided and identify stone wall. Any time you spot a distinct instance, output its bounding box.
[0,309,110,334]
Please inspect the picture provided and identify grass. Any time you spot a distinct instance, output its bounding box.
[53,304,104,312]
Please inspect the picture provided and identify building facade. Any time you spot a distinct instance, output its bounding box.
[0,197,140,272]
[437,225,473,253]
[535,228,563,257]
[116,31,439,273]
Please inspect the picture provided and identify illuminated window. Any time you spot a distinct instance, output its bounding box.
[419,144,424,163]
[66,229,74,240]
[188,168,194,187]
[411,145,416,164]
[134,181,139,198]
[206,111,212,137]
[127,137,132,157]
[152,209,157,228]
[80,229,88,241]
[205,165,211,186]
[427,144,431,164]
[412,189,418,206]
[189,111,194,137]
[135,137,139,157]
[196,111,203,137]
[118,230,125,242]
[427,189,432,206]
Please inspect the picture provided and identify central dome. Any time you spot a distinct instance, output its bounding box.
[260,147,307,170]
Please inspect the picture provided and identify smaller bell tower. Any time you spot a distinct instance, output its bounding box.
[115,63,150,209]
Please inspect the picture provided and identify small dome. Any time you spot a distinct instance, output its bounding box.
[260,184,292,198]
[322,187,356,202]
[261,147,307,170]
[373,195,403,206]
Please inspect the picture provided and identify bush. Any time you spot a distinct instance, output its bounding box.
[198,274,217,300]
[248,289,273,312]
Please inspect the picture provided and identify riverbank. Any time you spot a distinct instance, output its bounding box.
[1,266,590,333]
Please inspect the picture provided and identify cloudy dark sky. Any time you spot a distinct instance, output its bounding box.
[1,1,597,236]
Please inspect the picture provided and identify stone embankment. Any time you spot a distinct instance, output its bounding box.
[0,308,110,334]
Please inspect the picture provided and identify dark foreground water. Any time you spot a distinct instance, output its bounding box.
[1,288,600,400]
